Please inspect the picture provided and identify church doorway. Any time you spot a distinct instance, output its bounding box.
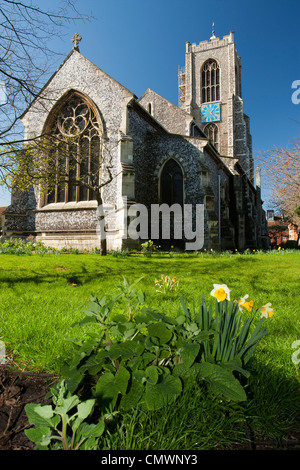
[158,158,185,250]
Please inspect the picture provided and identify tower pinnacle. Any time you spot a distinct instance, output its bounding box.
[210,22,216,40]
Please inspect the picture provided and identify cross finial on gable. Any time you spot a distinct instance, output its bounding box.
[71,33,82,51]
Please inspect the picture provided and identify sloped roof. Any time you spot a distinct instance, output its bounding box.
[0,207,8,216]
[138,88,206,138]
[21,48,137,120]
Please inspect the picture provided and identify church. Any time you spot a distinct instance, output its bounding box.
[1,30,269,251]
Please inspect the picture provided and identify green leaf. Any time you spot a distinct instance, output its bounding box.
[179,297,191,320]
[71,399,96,433]
[221,359,250,378]
[55,395,81,415]
[95,366,130,410]
[63,369,85,395]
[80,420,105,438]
[143,308,177,325]
[208,370,247,401]
[105,342,142,361]
[178,341,200,367]
[80,353,105,375]
[145,365,160,384]
[25,404,54,428]
[24,426,52,447]
[172,363,201,383]
[77,399,95,419]
[175,315,186,325]
[145,375,182,410]
[198,362,247,401]
[120,376,145,410]
[147,322,173,345]
[78,437,99,450]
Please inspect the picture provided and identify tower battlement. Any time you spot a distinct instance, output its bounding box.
[186,31,235,53]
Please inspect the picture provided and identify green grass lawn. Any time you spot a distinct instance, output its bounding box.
[0,250,299,448]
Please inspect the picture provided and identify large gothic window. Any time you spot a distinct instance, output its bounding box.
[46,92,101,204]
[201,59,220,103]
[160,158,184,206]
[204,123,219,151]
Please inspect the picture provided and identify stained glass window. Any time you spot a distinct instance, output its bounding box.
[46,93,100,204]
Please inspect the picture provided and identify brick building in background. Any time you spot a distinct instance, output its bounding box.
[266,210,299,248]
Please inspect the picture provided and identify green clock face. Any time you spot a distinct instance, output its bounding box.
[201,102,221,123]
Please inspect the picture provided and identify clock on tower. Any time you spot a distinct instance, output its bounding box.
[201,102,221,123]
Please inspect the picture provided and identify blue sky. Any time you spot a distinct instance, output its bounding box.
[1,0,299,207]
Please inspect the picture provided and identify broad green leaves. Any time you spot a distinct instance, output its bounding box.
[25,277,268,449]
[95,366,130,411]
[60,284,267,411]
[145,373,182,410]
[25,381,105,450]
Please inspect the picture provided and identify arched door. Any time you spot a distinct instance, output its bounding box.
[159,158,184,249]
[160,158,183,206]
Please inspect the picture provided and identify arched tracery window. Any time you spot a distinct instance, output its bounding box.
[160,158,184,206]
[46,92,101,204]
[201,59,220,103]
[204,123,219,151]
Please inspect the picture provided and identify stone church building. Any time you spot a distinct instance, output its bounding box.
[2,30,268,251]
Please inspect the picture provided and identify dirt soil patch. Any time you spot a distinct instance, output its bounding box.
[0,366,57,450]
[0,365,299,451]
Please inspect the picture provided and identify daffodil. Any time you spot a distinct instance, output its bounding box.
[155,274,179,293]
[210,284,230,302]
[259,303,274,319]
[237,294,254,312]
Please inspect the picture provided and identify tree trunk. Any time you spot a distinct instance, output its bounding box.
[96,194,107,256]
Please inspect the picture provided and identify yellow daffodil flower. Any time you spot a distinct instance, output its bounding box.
[259,303,274,319]
[238,294,254,312]
[210,284,230,302]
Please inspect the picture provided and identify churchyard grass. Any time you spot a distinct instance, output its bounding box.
[0,249,299,448]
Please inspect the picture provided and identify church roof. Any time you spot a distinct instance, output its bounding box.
[20,48,138,120]
[138,88,207,139]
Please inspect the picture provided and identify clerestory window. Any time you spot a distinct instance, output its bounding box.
[46,92,101,204]
[201,59,220,103]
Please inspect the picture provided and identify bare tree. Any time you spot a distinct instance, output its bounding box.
[0,0,88,147]
[10,97,119,255]
[0,3,118,255]
[259,138,300,227]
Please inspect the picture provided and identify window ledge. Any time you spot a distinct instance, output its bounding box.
[37,201,98,211]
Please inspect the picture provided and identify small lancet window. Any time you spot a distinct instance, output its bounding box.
[204,123,219,151]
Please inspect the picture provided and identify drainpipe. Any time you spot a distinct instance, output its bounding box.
[218,174,221,248]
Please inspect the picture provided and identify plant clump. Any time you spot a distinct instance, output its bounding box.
[24,279,273,450]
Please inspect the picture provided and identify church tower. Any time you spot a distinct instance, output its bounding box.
[178,28,254,182]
